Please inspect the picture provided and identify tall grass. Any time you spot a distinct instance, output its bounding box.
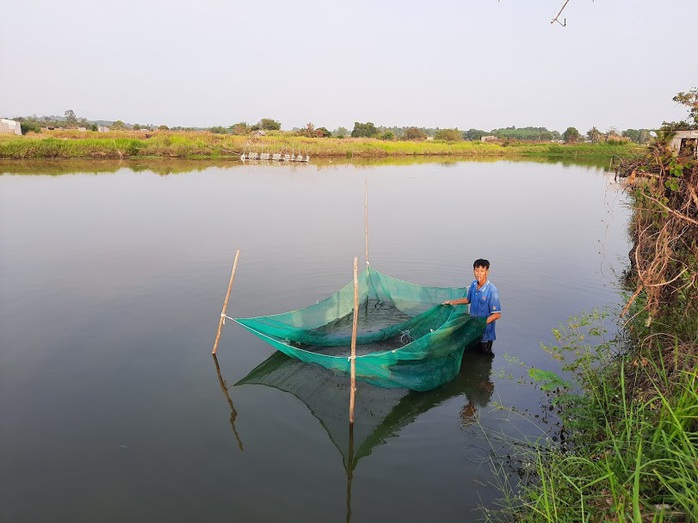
[497,312,698,523]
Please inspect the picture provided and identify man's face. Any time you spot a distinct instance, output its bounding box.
[473,266,488,285]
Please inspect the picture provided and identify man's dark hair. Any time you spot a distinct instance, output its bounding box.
[473,258,490,269]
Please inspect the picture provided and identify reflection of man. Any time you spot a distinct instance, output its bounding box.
[459,350,495,426]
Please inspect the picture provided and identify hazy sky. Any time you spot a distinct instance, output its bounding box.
[1,0,696,133]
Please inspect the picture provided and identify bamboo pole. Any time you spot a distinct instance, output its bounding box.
[364,180,370,267]
[349,257,359,425]
[211,249,240,355]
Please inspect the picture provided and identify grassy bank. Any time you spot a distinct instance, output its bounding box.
[496,142,697,522]
[0,130,643,160]
[497,313,697,523]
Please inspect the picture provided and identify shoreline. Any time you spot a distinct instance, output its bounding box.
[0,154,620,176]
[0,130,643,161]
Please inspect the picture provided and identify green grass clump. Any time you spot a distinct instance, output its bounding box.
[498,311,698,523]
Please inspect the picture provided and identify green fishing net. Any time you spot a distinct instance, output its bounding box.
[234,267,486,391]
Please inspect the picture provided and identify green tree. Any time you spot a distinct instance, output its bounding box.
[315,127,331,138]
[332,127,348,138]
[491,126,554,141]
[230,122,250,135]
[111,120,126,130]
[434,128,463,141]
[20,120,41,134]
[673,87,698,126]
[663,87,698,130]
[464,128,487,141]
[562,126,581,143]
[300,122,316,137]
[351,121,378,138]
[209,126,228,134]
[622,128,652,144]
[403,127,427,141]
[64,109,77,127]
[637,129,652,144]
[586,127,602,143]
[259,118,281,131]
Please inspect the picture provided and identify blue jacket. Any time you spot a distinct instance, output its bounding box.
[466,280,501,342]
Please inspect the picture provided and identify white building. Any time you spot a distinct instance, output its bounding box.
[0,118,22,135]
[670,130,698,158]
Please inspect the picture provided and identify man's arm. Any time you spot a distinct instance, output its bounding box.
[443,297,470,306]
[486,312,501,324]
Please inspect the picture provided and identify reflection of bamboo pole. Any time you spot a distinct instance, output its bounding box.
[349,257,358,425]
[212,354,244,451]
[212,249,240,355]
[347,257,358,518]
[364,180,369,267]
[345,422,354,523]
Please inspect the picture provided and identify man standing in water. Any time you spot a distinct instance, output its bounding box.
[443,259,501,354]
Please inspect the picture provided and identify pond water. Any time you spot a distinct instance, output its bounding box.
[0,159,631,523]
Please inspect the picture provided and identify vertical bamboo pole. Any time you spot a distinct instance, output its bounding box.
[349,257,359,425]
[211,249,240,355]
[364,179,370,267]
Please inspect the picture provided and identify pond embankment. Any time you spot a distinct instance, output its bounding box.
[0,130,642,161]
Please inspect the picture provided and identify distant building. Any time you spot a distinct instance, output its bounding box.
[481,135,497,142]
[97,126,110,132]
[670,130,698,158]
[0,118,22,135]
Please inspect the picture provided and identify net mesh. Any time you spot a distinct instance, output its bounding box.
[234,267,486,391]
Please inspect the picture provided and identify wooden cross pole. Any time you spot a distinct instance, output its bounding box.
[211,249,240,355]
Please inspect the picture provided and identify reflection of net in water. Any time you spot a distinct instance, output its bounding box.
[235,350,496,472]
[235,267,487,391]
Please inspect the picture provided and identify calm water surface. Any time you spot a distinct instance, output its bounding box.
[0,159,631,522]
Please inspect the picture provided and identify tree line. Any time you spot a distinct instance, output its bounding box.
[10,110,676,145]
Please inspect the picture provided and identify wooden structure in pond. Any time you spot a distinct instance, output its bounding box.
[240,148,310,163]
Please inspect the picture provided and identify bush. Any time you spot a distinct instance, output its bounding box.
[403,127,427,141]
[20,121,42,134]
[434,128,463,141]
